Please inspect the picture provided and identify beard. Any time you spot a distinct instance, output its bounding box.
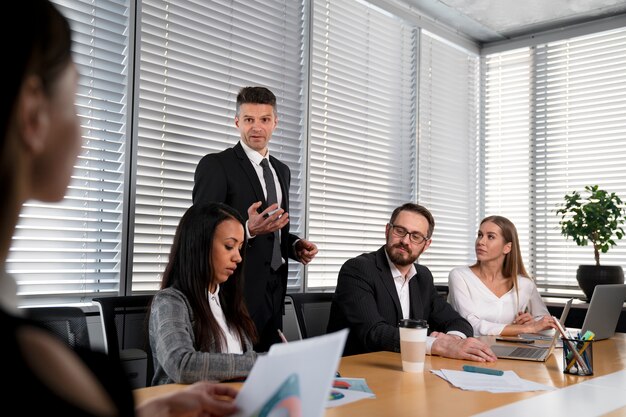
[386,240,423,266]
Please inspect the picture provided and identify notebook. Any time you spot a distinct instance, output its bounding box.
[579,284,626,341]
[491,299,572,362]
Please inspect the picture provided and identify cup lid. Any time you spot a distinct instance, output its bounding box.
[398,318,428,328]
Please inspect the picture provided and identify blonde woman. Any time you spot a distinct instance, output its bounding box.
[448,216,555,336]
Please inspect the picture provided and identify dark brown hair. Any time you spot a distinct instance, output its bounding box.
[236,86,277,116]
[160,202,257,351]
[389,203,435,239]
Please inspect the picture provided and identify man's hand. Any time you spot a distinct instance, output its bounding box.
[295,239,318,265]
[247,201,289,236]
[430,332,497,362]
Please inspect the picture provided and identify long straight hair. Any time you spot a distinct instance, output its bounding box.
[473,215,531,310]
[161,202,257,351]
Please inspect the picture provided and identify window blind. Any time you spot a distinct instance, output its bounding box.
[483,27,626,296]
[482,47,533,269]
[133,0,306,291]
[417,31,481,284]
[8,0,129,307]
[307,0,418,288]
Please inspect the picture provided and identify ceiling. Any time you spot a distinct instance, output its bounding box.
[399,0,626,44]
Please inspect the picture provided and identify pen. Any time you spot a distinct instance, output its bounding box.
[277,329,288,344]
[566,336,594,372]
[462,365,504,376]
[552,316,590,374]
[566,331,595,372]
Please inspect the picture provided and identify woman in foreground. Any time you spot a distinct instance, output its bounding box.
[0,1,237,415]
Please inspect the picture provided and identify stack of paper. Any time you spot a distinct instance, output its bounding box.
[431,369,555,393]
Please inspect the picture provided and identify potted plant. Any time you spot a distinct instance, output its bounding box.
[556,185,626,301]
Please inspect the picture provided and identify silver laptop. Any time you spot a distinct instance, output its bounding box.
[491,299,572,362]
[580,284,626,341]
[518,298,573,341]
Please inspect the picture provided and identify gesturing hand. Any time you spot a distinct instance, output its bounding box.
[295,239,318,265]
[247,201,289,237]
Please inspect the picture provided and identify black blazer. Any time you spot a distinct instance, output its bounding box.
[192,142,299,321]
[327,246,473,356]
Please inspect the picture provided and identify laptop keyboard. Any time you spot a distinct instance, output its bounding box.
[510,347,545,359]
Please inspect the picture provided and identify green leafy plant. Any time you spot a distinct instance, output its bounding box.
[556,185,626,266]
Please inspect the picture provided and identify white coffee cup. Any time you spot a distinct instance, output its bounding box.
[398,318,428,372]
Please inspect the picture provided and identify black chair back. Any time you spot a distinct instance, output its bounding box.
[288,292,334,339]
[25,306,91,350]
[92,295,154,387]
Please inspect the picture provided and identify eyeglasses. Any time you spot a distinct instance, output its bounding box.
[389,223,429,244]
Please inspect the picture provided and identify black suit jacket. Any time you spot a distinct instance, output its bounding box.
[192,142,299,323]
[327,246,473,356]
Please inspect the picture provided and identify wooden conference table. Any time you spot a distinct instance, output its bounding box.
[134,334,626,417]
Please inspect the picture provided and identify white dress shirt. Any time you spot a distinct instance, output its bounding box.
[384,251,465,355]
[208,285,243,354]
[239,140,292,264]
[240,140,283,215]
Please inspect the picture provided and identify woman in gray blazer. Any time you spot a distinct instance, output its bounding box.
[149,203,258,385]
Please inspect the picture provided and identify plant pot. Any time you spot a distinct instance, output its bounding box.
[576,265,625,301]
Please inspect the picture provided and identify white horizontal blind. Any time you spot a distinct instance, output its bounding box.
[418,31,480,284]
[307,0,417,288]
[482,47,533,271]
[534,28,626,296]
[133,0,306,291]
[484,27,626,296]
[9,0,129,307]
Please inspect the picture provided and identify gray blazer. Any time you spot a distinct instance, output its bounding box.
[149,287,257,385]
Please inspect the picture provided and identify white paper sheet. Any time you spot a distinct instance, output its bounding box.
[233,328,348,417]
[472,370,626,417]
[325,388,375,408]
[325,377,376,408]
[432,369,555,393]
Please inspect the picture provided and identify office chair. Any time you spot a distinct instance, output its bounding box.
[24,306,91,350]
[282,296,304,341]
[288,292,334,339]
[92,295,154,388]
[435,284,449,300]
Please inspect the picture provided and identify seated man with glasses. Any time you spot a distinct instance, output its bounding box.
[327,203,497,362]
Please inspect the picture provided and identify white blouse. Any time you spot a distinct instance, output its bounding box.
[208,285,243,353]
[447,265,550,336]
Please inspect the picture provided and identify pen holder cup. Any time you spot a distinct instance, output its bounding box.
[562,337,593,376]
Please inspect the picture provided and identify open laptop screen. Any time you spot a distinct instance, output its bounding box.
[580,284,626,340]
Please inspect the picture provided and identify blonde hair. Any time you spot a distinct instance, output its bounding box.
[473,215,531,310]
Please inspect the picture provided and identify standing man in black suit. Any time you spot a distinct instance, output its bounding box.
[193,86,318,352]
[327,203,496,362]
